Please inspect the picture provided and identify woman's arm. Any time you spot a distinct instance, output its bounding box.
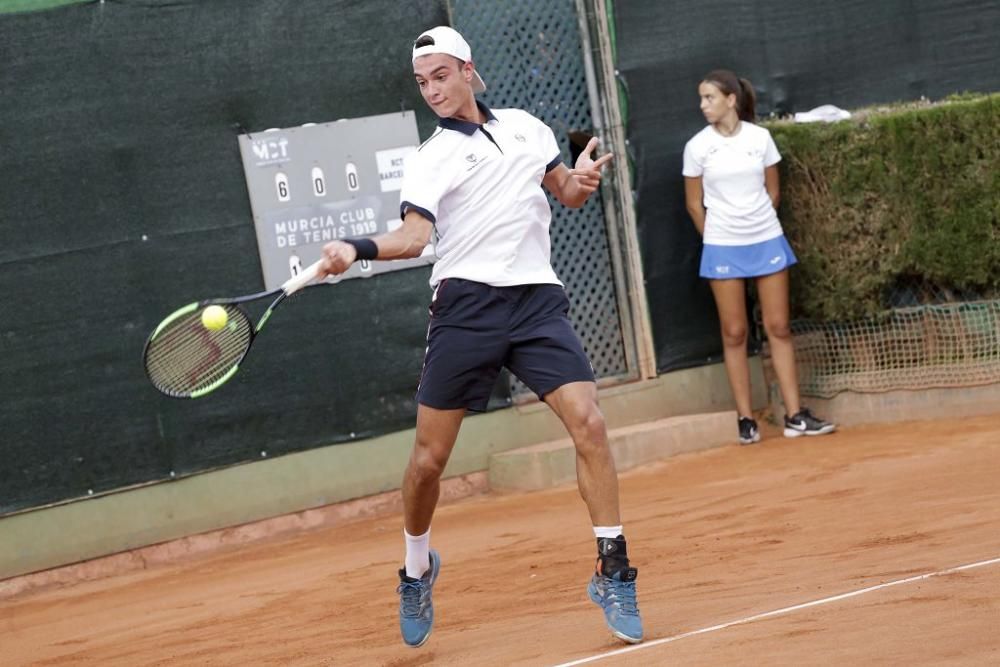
[764,164,780,210]
[684,176,706,236]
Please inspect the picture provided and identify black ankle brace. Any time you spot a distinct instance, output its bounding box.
[597,535,627,558]
[596,535,630,573]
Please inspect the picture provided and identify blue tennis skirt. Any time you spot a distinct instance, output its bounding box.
[699,235,798,279]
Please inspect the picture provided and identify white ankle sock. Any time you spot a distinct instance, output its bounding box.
[404,528,431,578]
[593,525,624,539]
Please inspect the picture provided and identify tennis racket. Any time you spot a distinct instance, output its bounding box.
[143,260,324,398]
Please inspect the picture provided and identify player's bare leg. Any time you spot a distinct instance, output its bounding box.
[543,381,620,525]
[544,380,642,643]
[396,404,464,648]
[403,404,466,535]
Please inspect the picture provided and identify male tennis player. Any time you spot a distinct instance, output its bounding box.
[318,25,643,648]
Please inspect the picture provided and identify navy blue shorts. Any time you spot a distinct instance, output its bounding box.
[416,279,595,411]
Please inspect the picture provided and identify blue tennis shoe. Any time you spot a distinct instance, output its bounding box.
[588,563,643,644]
[397,549,441,647]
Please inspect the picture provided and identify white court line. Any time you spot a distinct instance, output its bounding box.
[551,556,1000,667]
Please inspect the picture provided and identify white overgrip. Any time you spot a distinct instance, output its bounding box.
[281,259,324,295]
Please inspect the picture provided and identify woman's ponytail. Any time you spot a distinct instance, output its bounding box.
[737,77,757,122]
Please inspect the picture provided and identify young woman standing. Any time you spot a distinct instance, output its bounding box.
[682,69,835,444]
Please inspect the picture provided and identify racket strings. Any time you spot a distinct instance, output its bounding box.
[145,305,253,396]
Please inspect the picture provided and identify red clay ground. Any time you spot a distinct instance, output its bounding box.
[2,414,999,666]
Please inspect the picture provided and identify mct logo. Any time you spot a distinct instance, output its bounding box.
[251,137,290,165]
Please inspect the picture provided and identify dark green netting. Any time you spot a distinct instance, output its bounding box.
[0,0,87,15]
[0,0,453,514]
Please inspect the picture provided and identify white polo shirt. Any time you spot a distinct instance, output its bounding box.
[682,121,783,246]
[399,102,563,288]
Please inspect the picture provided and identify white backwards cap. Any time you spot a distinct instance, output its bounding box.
[412,26,487,93]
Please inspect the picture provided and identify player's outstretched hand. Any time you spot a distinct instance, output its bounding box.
[570,137,613,195]
[319,240,358,277]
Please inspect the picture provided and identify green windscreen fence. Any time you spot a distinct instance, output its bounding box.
[0,0,451,514]
[0,0,85,13]
[6,0,999,516]
[611,0,1000,372]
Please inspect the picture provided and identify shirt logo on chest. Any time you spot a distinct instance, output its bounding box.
[514,133,527,143]
[465,153,489,171]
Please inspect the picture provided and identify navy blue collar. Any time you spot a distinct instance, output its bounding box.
[438,101,497,135]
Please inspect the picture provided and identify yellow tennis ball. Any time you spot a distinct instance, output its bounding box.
[201,305,228,331]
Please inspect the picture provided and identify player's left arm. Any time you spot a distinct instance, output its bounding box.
[543,137,614,209]
[764,164,780,210]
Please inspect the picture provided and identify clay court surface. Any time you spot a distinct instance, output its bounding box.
[3,413,999,665]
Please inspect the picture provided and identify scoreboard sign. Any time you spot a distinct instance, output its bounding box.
[237,111,433,291]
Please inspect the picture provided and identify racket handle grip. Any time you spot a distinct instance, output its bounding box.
[281,259,324,295]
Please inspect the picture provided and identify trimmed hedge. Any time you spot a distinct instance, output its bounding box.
[766,93,999,321]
